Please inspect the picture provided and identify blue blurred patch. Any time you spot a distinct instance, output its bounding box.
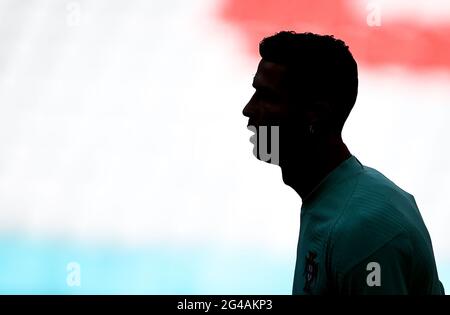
[0,236,295,294]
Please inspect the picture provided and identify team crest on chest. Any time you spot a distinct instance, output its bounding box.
[303,250,319,293]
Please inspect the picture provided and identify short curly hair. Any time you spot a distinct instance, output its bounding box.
[259,31,358,131]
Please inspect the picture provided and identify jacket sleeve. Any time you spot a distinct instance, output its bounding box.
[336,233,412,295]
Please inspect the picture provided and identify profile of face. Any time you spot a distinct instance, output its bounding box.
[242,59,310,167]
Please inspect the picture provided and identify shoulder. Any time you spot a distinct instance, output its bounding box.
[327,165,418,275]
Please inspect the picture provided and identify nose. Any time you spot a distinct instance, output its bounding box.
[242,94,257,119]
[242,103,251,118]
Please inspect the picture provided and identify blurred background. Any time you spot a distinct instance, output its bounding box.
[0,0,449,294]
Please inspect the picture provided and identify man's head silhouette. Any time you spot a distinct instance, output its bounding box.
[243,31,359,199]
[242,32,444,296]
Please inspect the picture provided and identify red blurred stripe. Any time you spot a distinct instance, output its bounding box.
[219,0,450,71]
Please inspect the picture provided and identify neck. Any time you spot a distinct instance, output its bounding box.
[281,139,351,200]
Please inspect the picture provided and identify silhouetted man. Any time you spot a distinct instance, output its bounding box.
[242,31,444,295]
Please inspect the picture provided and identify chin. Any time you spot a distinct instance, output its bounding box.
[280,168,292,185]
[252,144,258,159]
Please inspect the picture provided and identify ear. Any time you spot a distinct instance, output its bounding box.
[305,100,333,126]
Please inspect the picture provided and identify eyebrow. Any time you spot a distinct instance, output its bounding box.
[252,79,276,95]
[251,75,258,88]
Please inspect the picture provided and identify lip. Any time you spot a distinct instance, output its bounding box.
[247,123,257,144]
